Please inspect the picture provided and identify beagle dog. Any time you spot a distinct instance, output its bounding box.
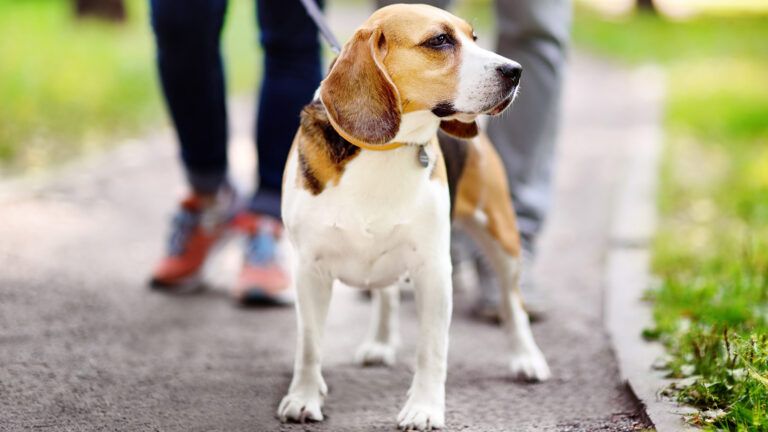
[278,4,550,430]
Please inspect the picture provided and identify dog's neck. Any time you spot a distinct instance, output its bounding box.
[389,111,441,146]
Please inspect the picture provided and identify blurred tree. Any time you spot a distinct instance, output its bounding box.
[636,0,657,13]
[74,0,126,22]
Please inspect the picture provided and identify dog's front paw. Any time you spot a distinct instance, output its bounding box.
[397,399,444,430]
[509,347,551,382]
[277,388,325,423]
[355,341,397,366]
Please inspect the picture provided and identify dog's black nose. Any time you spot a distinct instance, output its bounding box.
[497,63,522,85]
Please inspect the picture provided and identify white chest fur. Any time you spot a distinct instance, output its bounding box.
[282,144,451,289]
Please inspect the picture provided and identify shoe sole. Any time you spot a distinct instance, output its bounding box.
[149,273,205,294]
[234,288,293,307]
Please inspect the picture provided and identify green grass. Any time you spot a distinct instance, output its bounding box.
[0,0,258,173]
[574,4,768,430]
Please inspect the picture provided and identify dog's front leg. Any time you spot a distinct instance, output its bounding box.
[355,283,400,366]
[278,262,333,423]
[398,259,452,431]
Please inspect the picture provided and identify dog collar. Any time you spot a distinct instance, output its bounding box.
[327,118,430,168]
[334,124,430,169]
[349,140,405,151]
[325,113,406,151]
[324,111,430,168]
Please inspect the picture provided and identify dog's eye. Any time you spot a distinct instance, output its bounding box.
[472,31,478,41]
[426,34,452,48]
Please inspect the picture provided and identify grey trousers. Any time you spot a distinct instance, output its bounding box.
[377,0,571,251]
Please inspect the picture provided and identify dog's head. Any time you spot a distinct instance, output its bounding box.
[320,4,522,147]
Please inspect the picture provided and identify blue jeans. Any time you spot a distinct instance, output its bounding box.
[150,0,323,218]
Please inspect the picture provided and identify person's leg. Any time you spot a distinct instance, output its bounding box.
[148,0,236,289]
[481,0,571,316]
[489,0,571,251]
[150,0,229,195]
[233,0,323,305]
[249,0,324,218]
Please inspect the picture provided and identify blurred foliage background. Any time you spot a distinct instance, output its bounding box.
[0,0,258,173]
[573,1,768,429]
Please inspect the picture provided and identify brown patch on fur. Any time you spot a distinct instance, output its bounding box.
[453,132,521,256]
[323,4,475,116]
[319,4,480,149]
[295,100,360,195]
[298,151,324,195]
[377,6,464,114]
[440,120,479,139]
[320,27,401,146]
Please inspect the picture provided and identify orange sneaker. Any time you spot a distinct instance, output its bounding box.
[231,213,293,306]
[149,187,238,291]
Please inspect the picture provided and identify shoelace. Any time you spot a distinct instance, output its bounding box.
[244,220,279,265]
[167,209,201,256]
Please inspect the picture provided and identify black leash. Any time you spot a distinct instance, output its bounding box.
[299,0,343,54]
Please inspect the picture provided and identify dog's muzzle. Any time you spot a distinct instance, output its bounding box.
[484,62,521,115]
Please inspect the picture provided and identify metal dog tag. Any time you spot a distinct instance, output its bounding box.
[418,146,429,168]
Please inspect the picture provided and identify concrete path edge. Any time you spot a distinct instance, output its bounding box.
[602,66,697,432]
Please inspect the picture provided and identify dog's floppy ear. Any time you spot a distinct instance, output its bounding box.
[439,120,479,139]
[320,27,401,146]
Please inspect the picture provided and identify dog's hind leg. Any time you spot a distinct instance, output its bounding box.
[460,217,551,382]
[355,283,400,367]
[278,263,333,423]
[451,134,550,381]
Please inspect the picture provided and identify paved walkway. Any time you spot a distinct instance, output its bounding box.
[0,8,657,431]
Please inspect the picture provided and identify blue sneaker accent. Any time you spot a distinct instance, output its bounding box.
[167,210,201,257]
[244,224,278,265]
